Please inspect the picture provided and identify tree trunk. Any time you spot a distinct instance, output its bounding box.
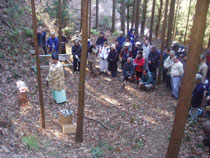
[155,0,163,38]
[172,0,181,41]
[111,0,116,33]
[140,0,148,37]
[88,0,91,38]
[184,0,192,45]
[121,0,126,33]
[131,0,136,28]
[80,0,84,32]
[166,0,176,48]
[58,0,62,53]
[166,0,209,157]
[208,34,210,49]
[75,0,89,143]
[149,0,156,43]
[156,0,169,85]
[30,0,45,129]
[135,0,140,37]
[95,0,98,29]
[127,0,130,34]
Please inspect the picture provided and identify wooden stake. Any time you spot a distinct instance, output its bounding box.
[58,0,62,54]
[30,0,45,128]
[75,0,89,143]
[156,0,169,85]
[166,0,209,157]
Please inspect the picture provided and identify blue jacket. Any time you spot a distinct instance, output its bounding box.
[38,31,46,46]
[122,49,132,61]
[123,62,134,77]
[127,30,135,46]
[191,82,204,108]
[141,72,155,85]
[47,37,59,52]
[132,47,139,59]
[72,45,82,58]
[117,36,126,47]
[96,36,107,47]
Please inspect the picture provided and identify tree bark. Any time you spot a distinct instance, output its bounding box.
[149,0,156,43]
[75,0,89,143]
[166,0,209,157]
[95,0,98,29]
[111,0,116,33]
[172,0,180,41]
[127,0,130,34]
[140,0,148,37]
[131,0,136,28]
[135,0,140,37]
[184,0,192,45]
[58,0,62,53]
[80,0,84,32]
[166,0,176,48]
[156,0,169,85]
[30,0,45,128]
[121,0,126,33]
[208,34,210,49]
[88,0,91,38]
[155,0,163,38]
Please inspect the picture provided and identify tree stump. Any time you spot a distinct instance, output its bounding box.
[18,89,28,107]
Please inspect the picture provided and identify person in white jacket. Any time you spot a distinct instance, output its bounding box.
[99,41,110,75]
[142,40,151,68]
[164,50,175,89]
[198,56,208,83]
[170,56,184,99]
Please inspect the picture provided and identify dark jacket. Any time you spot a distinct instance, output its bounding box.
[123,62,134,77]
[96,36,107,46]
[38,31,46,46]
[108,50,118,72]
[141,72,155,85]
[148,50,160,68]
[121,49,132,61]
[72,45,82,58]
[47,37,59,52]
[191,82,204,108]
[117,36,126,47]
[132,47,139,59]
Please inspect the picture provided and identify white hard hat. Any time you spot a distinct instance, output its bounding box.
[125,42,130,47]
[111,44,116,49]
[119,31,123,34]
[171,41,176,46]
[135,41,141,46]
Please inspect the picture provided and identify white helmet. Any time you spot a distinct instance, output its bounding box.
[135,41,141,46]
[125,42,130,47]
[119,31,123,35]
[171,41,177,46]
[111,44,116,49]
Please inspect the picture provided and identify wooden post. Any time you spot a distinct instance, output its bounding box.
[31,0,45,128]
[149,0,156,43]
[166,0,209,157]
[183,0,192,45]
[75,0,89,143]
[88,0,91,38]
[58,0,62,54]
[156,0,169,85]
[131,0,136,28]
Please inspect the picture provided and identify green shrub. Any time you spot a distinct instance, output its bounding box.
[22,135,39,151]
[112,31,119,36]
[24,27,33,38]
[90,29,99,35]
[7,28,21,42]
[90,147,103,158]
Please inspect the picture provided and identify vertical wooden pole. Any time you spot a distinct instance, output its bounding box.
[166,0,209,157]
[75,0,89,143]
[156,0,169,85]
[30,0,45,128]
[131,0,136,28]
[58,0,62,54]
[183,0,192,45]
[88,0,91,38]
[149,0,156,43]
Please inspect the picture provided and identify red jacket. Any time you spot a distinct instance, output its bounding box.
[134,57,145,72]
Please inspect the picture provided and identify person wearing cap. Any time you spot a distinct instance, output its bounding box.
[170,56,184,99]
[47,33,59,53]
[142,40,151,68]
[122,37,132,50]
[164,50,175,89]
[134,51,145,82]
[139,69,155,91]
[132,41,141,59]
[122,57,135,82]
[46,52,67,104]
[148,47,159,79]
[99,41,110,75]
[116,31,126,48]
[121,42,132,69]
[37,26,47,55]
[189,74,204,122]
[96,32,108,47]
[108,44,118,77]
[88,42,98,76]
[199,56,208,83]
[72,40,82,73]
[171,41,179,54]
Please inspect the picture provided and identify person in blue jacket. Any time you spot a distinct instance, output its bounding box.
[72,40,82,73]
[37,26,47,55]
[189,74,204,122]
[47,33,59,53]
[127,28,135,47]
[116,31,126,48]
[96,32,108,47]
[122,57,135,82]
[139,69,155,91]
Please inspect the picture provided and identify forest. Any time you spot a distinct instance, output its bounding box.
[0,0,210,157]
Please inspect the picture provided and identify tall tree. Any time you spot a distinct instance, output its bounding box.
[166,0,209,157]
[208,34,210,49]
[121,0,126,33]
[166,0,176,47]
[135,0,140,37]
[140,0,148,37]
[88,0,91,38]
[155,0,163,38]
[30,0,45,128]
[111,0,116,33]
[80,0,84,32]
[95,0,99,29]
[58,0,62,53]
[184,0,192,45]
[156,0,169,85]
[149,0,156,43]
[127,0,130,34]
[131,0,136,28]
[172,0,181,41]
[75,0,89,143]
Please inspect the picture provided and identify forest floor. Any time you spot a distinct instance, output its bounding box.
[0,32,210,158]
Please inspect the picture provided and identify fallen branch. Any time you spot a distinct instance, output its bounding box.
[84,116,113,130]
